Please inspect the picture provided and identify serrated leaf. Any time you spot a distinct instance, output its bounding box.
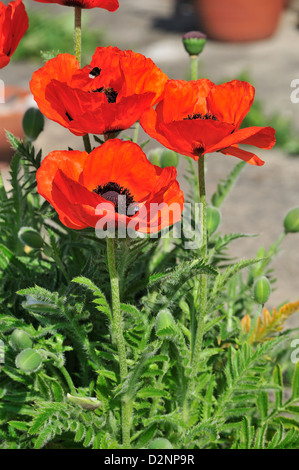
[8,421,29,431]
[273,364,283,408]
[137,387,170,399]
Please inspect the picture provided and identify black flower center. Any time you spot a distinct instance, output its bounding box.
[64,1,85,6]
[93,182,138,215]
[91,86,118,103]
[184,112,218,121]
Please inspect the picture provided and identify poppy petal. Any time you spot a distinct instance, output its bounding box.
[204,126,276,155]
[33,0,119,11]
[221,145,265,166]
[207,80,255,128]
[36,150,88,203]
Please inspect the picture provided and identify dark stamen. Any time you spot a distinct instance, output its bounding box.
[90,86,118,104]
[65,111,73,121]
[89,66,101,79]
[93,181,137,215]
[184,112,218,121]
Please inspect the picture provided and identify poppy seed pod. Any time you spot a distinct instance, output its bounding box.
[22,108,45,141]
[15,348,43,374]
[10,329,33,351]
[182,31,207,56]
[253,276,272,305]
[284,207,299,233]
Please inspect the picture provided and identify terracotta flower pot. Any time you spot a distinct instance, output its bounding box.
[194,0,284,42]
[0,86,32,163]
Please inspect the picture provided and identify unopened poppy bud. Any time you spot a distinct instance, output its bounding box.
[182,31,207,56]
[18,227,44,249]
[253,276,271,305]
[206,206,221,235]
[148,147,162,166]
[160,149,179,169]
[22,107,44,141]
[15,348,43,374]
[148,438,173,449]
[67,393,102,410]
[156,309,176,335]
[10,329,32,351]
[284,207,299,233]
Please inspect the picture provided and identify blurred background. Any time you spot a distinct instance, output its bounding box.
[0,0,299,310]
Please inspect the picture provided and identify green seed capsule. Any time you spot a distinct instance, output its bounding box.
[10,329,33,351]
[18,227,44,249]
[22,107,44,141]
[182,31,207,56]
[206,206,221,235]
[284,207,299,233]
[160,149,179,168]
[253,276,272,305]
[148,438,173,449]
[155,309,176,335]
[15,348,43,374]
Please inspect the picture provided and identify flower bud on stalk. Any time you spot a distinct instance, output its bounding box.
[253,276,272,305]
[148,438,173,449]
[148,148,162,166]
[18,227,44,249]
[10,329,33,351]
[15,348,43,374]
[160,149,179,168]
[284,207,299,233]
[22,107,44,141]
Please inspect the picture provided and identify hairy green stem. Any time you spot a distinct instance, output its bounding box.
[133,121,140,144]
[74,7,82,65]
[190,55,198,81]
[74,9,93,153]
[191,155,208,375]
[43,351,76,394]
[83,134,92,153]
[106,237,131,448]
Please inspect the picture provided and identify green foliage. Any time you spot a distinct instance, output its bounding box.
[11,9,103,63]
[0,131,298,450]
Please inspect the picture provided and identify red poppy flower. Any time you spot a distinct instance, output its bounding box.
[0,0,29,69]
[30,47,168,137]
[36,139,184,233]
[33,0,119,11]
[140,79,276,166]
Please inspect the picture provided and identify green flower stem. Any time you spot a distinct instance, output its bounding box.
[190,55,198,81]
[43,351,76,394]
[106,237,131,448]
[188,53,208,375]
[133,121,140,144]
[83,134,92,153]
[74,7,82,66]
[191,155,208,376]
[74,9,93,157]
